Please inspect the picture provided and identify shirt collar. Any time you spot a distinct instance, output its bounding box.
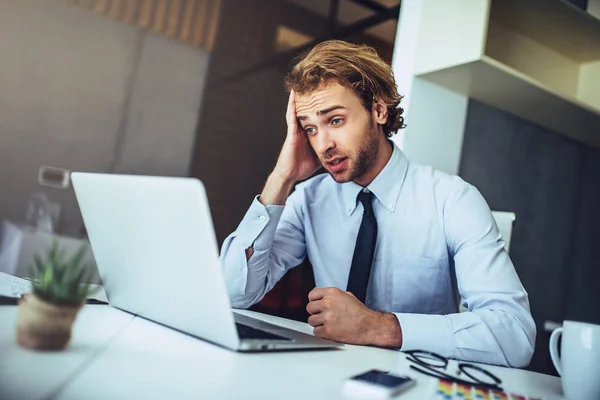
[341,142,409,216]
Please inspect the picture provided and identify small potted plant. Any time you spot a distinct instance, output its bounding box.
[16,241,97,350]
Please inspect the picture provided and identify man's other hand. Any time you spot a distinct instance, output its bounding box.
[306,287,402,348]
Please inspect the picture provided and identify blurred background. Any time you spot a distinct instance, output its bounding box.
[1,0,599,377]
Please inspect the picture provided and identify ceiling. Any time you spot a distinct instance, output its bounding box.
[285,0,400,43]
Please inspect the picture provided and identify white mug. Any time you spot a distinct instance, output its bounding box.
[549,321,600,400]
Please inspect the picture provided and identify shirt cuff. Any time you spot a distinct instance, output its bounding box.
[235,196,284,251]
[394,313,456,359]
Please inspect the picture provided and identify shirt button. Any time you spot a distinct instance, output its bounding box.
[259,215,266,222]
[242,266,247,272]
[389,203,394,209]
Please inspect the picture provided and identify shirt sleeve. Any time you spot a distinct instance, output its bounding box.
[394,183,536,368]
[220,193,307,309]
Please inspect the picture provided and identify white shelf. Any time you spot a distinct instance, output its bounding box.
[418,56,600,148]
[413,0,600,148]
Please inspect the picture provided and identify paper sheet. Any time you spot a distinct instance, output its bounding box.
[0,272,108,303]
[0,272,30,297]
[431,379,543,400]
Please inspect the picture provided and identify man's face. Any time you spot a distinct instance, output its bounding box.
[295,83,382,184]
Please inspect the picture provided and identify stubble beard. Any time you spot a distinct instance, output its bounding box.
[329,118,380,184]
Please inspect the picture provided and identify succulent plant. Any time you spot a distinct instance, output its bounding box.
[29,241,97,306]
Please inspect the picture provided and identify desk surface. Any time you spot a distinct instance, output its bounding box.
[1,306,562,400]
[0,305,134,400]
[61,309,561,400]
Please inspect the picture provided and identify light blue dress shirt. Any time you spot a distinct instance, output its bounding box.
[220,143,536,367]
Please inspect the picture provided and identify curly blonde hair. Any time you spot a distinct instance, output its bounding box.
[284,40,405,137]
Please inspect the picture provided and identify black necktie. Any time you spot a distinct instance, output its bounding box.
[346,191,377,304]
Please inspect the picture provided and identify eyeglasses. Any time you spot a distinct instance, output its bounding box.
[404,350,503,391]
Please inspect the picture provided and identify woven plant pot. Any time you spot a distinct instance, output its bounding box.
[16,294,83,350]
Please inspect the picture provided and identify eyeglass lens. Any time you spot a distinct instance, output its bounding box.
[406,350,447,368]
[457,364,502,386]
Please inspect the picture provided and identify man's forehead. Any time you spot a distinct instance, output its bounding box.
[295,83,351,116]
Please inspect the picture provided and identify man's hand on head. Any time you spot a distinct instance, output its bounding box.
[258,90,321,207]
[306,287,402,348]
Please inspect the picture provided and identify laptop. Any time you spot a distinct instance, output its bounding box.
[71,172,341,352]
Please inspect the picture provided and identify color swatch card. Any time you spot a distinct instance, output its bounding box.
[432,379,542,400]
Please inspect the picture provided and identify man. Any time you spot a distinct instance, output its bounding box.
[220,40,536,367]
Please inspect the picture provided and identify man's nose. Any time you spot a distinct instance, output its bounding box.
[315,128,335,156]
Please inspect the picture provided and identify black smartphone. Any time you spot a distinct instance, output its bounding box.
[343,369,416,398]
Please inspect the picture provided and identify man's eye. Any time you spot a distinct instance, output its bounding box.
[332,118,344,126]
[304,127,316,135]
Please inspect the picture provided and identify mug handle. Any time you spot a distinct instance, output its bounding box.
[549,327,563,376]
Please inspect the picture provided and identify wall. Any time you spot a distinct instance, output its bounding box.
[0,0,209,236]
[460,99,600,375]
[113,30,209,177]
[391,0,469,175]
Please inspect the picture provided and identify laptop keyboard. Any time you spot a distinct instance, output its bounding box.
[235,323,293,341]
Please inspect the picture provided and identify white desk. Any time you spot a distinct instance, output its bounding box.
[0,306,562,400]
[0,305,134,400]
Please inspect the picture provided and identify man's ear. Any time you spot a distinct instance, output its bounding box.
[372,98,388,125]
